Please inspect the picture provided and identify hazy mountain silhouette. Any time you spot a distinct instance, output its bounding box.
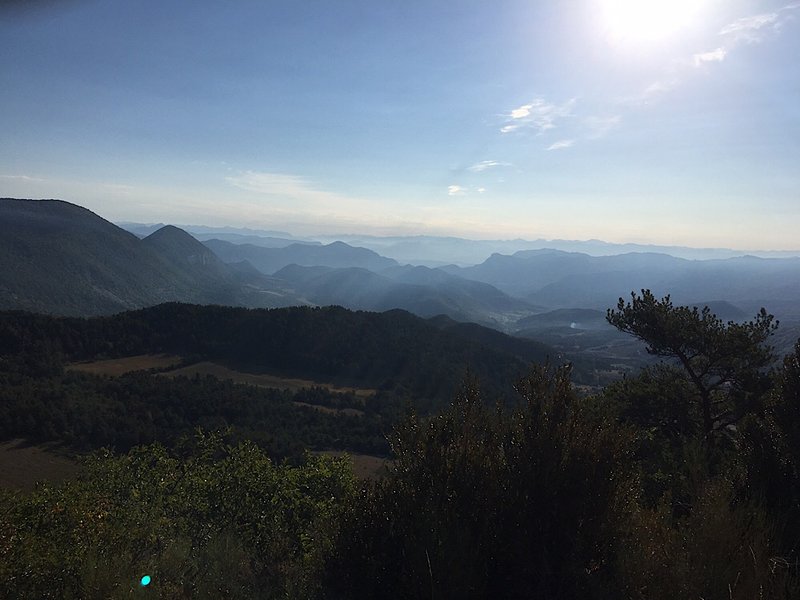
[0,199,302,316]
[314,234,800,265]
[443,248,800,320]
[272,263,533,327]
[204,239,398,274]
[5,198,798,351]
[191,232,319,248]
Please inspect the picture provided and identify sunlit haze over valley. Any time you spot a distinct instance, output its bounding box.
[5,3,800,597]
[1,0,799,249]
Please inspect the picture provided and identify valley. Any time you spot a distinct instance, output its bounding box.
[4,1,800,593]
[0,197,797,597]
[3,196,799,393]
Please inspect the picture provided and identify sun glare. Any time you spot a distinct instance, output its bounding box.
[598,0,703,44]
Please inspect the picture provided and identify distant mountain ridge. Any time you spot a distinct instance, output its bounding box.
[272,263,534,328]
[5,198,799,356]
[118,222,800,266]
[314,234,800,265]
[0,199,539,328]
[204,238,398,274]
[0,198,303,316]
[444,248,800,319]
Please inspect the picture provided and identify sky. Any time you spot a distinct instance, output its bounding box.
[1,0,799,249]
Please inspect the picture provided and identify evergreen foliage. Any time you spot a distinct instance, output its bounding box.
[1,297,800,598]
[325,365,635,599]
[0,369,389,458]
[607,289,778,434]
[0,433,356,599]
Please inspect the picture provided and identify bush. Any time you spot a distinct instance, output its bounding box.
[0,432,356,599]
[325,365,635,599]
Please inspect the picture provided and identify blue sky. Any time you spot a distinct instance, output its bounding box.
[1,0,798,249]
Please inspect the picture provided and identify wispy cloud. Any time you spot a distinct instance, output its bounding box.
[547,139,574,151]
[227,171,355,207]
[645,77,681,98]
[693,47,727,66]
[628,4,799,103]
[620,76,681,105]
[510,105,533,119]
[0,174,44,182]
[584,115,621,139]
[447,185,468,196]
[225,170,428,231]
[718,4,800,43]
[720,12,781,42]
[499,4,798,147]
[102,182,137,193]
[467,160,511,173]
[501,97,576,134]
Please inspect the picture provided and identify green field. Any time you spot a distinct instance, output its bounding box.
[316,450,391,479]
[67,354,182,376]
[69,355,378,398]
[161,360,377,398]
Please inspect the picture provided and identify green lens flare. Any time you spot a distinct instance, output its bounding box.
[140,575,151,587]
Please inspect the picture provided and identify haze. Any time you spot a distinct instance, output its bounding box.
[1,0,798,249]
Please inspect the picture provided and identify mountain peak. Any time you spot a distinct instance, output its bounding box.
[144,224,195,242]
[143,225,225,272]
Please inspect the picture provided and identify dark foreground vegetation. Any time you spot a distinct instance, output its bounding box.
[1,293,800,598]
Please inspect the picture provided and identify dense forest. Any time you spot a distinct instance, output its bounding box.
[0,370,389,459]
[1,293,799,598]
[0,302,557,409]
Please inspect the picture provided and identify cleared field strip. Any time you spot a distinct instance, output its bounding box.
[67,356,376,399]
[0,439,81,492]
[316,450,391,480]
[67,354,182,376]
[292,401,365,417]
[161,361,377,398]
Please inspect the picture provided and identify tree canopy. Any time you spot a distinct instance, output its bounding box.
[607,289,778,434]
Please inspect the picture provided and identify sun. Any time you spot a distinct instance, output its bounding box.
[598,0,703,44]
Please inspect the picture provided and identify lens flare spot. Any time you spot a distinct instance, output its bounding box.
[598,0,703,44]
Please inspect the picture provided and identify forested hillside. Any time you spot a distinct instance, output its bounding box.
[1,203,799,598]
[0,199,303,315]
[0,303,554,400]
[2,292,799,598]
[0,302,562,466]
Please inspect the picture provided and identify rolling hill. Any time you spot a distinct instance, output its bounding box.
[0,198,302,316]
[0,302,560,406]
[203,238,398,274]
[444,248,800,320]
[272,263,535,328]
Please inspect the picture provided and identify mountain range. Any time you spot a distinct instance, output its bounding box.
[444,249,800,320]
[0,199,537,328]
[203,238,397,273]
[3,198,799,363]
[0,198,304,315]
[272,263,533,326]
[120,223,800,265]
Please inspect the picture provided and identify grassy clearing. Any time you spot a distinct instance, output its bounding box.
[0,439,81,492]
[293,401,365,417]
[316,451,391,480]
[68,356,376,398]
[162,361,377,398]
[67,354,182,376]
